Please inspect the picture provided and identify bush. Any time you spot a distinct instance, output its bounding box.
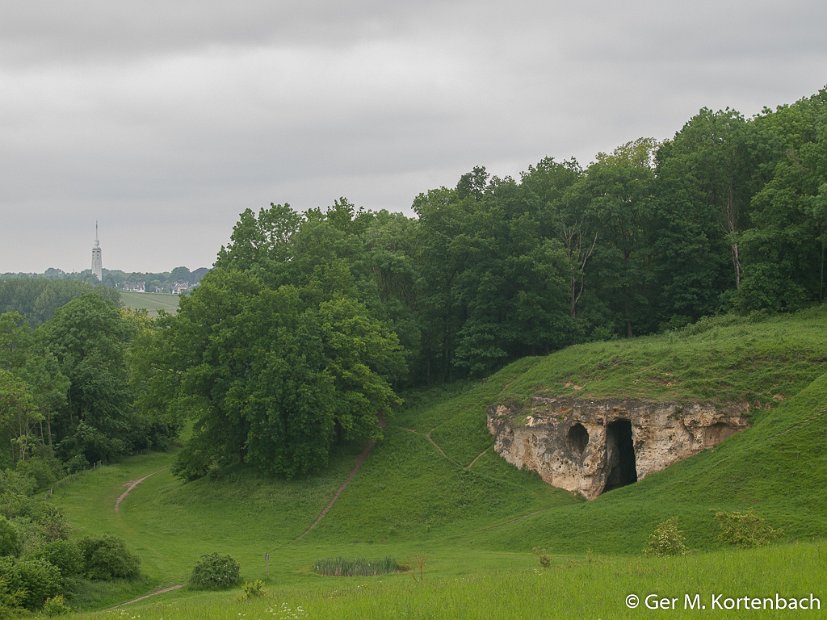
[313,557,402,577]
[532,547,551,568]
[28,503,70,544]
[33,540,84,579]
[241,579,266,600]
[643,517,688,557]
[189,553,241,590]
[78,536,140,580]
[0,557,62,610]
[43,593,71,616]
[15,454,64,492]
[0,516,20,557]
[715,510,782,547]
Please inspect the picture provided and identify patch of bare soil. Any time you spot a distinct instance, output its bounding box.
[114,471,159,513]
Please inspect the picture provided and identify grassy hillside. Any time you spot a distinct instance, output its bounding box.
[51,307,827,615]
[120,291,180,315]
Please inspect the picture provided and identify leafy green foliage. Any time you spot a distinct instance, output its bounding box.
[240,579,266,599]
[165,205,407,479]
[0,516,20,557]
[0,556,62,610]
[188,553,241,590]
[42,593,72,616]
[644,517,688,556]
[78,536,140,580]
[32,540,84,579]
[715,510,783,547]
[0,279,119,326]
[42,294,136,464]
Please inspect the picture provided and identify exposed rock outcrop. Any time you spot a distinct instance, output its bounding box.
[487,397,750,499]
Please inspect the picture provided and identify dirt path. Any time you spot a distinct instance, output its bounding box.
[110,584,184,609]
[114,470,160,513]
[403,426,464,467]
[296,436,379,539]
[465,446,490,470]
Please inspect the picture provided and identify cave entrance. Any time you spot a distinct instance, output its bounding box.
[567,423,589,456]
[603,419,637,493]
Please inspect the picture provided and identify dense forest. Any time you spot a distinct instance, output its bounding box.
[1,88,825,486]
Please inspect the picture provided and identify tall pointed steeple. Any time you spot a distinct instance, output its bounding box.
[91,221,103,281]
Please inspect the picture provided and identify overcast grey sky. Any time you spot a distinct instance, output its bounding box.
[1,1,825,273]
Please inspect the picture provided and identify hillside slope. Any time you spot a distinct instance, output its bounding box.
[51,307,827,612]
[310,308,827,552]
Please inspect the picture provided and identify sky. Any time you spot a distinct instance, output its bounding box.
[1,1,825,273]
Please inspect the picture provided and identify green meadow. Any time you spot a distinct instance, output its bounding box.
[119,291,180,315]
[51,308,827,617]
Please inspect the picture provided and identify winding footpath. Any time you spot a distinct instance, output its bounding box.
[296,437,378,539]
[114,472,158,513]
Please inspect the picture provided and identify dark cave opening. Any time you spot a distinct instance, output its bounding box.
[603,419,637,493]
[567,423,589,456]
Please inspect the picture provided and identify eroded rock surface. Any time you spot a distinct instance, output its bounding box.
[487,397,750,499]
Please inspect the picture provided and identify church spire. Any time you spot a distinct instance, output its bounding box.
[91,222,103,281]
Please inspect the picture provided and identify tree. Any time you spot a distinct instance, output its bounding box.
[737,90,827,311]
[214,203,301,278]
[40,294,136,464]
[579,139,657,337]
[0,313,67,453]
[0,370,41,465]
[167,251,406,479]
[520,157,588,319]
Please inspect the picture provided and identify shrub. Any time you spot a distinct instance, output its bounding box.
[0,557,62,610]
[43,593,71,616]
[0,469,36,497]
[313,557,402,577]
[33,540,84,579]
[189,553,241,590]
[31,504,71,543]
[643,517,688,557]
[532,547,551,568]
[715,510,782,547]
[78,536,140,580]
[15,454,64,491]
[241,579,266,600]
[0,563,27,613]
[0,516,20,557]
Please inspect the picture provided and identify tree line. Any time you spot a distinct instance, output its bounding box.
[1,88,824,483]
[1,266,209,294]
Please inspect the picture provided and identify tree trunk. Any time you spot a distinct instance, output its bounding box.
[731,241,742,289]
[725,185,742,289]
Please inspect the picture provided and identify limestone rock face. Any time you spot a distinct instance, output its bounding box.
[487,397,750,499]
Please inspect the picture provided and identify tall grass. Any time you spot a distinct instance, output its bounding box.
[313,557,402,576]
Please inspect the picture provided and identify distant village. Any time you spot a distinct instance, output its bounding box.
[120,279,198,295]
[89,223,208,294]
[0,226,210,293]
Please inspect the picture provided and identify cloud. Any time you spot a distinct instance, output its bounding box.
[1,0,826,272]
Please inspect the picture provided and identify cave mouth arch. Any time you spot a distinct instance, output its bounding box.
[567,423,589,456]
[603,419,637,493]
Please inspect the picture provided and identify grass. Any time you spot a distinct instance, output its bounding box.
[119,291,180,315]
[68,541,827,619]
[313,557,402,577]
[48,306,827,616]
